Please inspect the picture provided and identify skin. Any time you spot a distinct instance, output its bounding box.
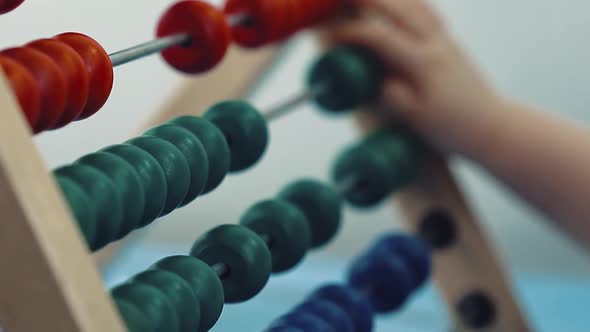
[321,0,590,248]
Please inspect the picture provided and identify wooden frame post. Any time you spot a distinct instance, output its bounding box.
[0,74,125,332]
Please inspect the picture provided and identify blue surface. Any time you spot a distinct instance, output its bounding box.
[104,243,590,332]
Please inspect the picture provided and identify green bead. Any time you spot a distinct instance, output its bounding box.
[168,116,230,194]
[240,199,311,273]
[55,176,97,249]
[101,144,167,227]
[54,164,123,250]
[307,46,383,112]
[203,100,268,172]
[331,130,421,207]
[278,179,342,248]
[132,270,200,332]
[152,255,224,332]
[127,136,190,216]
[114,299,155,332]
[190,224,271,303]
[145,124,209,206]
[112,282,179,332]
[76,152,145,238]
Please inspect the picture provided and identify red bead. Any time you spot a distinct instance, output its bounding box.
[1,47,67,131]
[28,39,90,128]
[0,0,24,15]
[55,33,113,120]
[157,0,231,74]
[224,0,267,48]
[0,55,41,131]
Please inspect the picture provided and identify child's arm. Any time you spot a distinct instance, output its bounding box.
[324,0,590,247]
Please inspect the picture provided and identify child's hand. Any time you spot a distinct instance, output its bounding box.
[322,0,503,153]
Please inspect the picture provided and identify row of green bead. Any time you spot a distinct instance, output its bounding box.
[54,101,269,250]
[112,178,343,332]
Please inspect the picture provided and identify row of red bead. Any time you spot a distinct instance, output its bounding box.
[0,0,345,133]
[0,33,113,133]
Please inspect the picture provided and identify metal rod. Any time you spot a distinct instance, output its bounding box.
[108,14,248,67]
[263,83,327,121]
[109,34,190,67]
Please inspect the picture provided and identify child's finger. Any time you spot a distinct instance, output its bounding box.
[320,17,419,71]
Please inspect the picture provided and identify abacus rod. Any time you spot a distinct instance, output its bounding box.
[108,14,248,67]
[109,34,190,67]
[263,83,327,121]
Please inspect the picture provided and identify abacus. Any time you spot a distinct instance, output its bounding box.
[0,1,531,331]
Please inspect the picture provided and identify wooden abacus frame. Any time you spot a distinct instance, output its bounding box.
[0,42,529,331]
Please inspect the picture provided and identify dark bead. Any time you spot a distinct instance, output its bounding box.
[370,234,432,290]
[307,46,382,112]
[132,269,200,332]
[240,199,311,273]
[127,136,190,216]
[54,175,97,249]
[54,164,122,249]
[145,124,209,205]
[347,251,414,313]
[114,299,155,332]
[151,255,224,332]
[190,224,272,303]
[294,299,354,332]
[278,179,342,248]
[204,100,268,172]
[168,116,230,193]
[267,311,334,332]
[101,144,167,227]
[111,282,179,332]
[76,152,145,238]
[308,284,374,332]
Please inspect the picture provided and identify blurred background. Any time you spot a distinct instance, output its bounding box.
[1,0,589,331]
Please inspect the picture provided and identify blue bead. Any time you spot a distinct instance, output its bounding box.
[295,299,354,332]
[371,234,431,289]
[348,252,414,313]
[308,284,373,332]
[267,312,333,332]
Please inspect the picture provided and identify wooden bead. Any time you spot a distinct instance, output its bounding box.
[111,282,179,332]
[55,32,113,120]
[144,124,209,206]
[0,0,24,15]
[168,116,230,194]
[114,299,155,332]
[152,255,224,332]
[268,311,334,332]
[190,224,272,303]
[54,175,97,248]
[28,39,90,128]
[127,136,190,217]
[308,284,374,332]
[132,270,200,332]
[331,129,421,208]
[54,164,123,250]
[101,144,167,227]
[278,179,342,248]
[76,152,145,239]
[204,100,268,172]
[224,0,268,48]
[294,299,354,332]
[307,46,383,112]
[0,55,41,131]
[1,47,67,131]
[157,0,231,74]
[348,250,413,313]
[240,199,311,273]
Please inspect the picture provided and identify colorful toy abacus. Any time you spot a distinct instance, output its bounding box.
[0,1,531,332]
